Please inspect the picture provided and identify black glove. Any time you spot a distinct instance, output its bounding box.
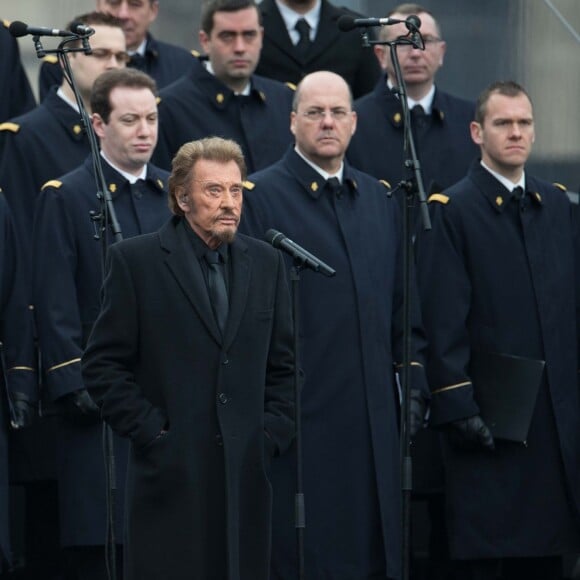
[11,391,36,429]
[447,415,495,451]
[409,389,428,437]
[59,388,100,424]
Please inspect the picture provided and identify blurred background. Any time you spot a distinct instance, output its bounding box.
[3,0,579,190]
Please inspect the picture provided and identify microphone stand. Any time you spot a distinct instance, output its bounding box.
[33,34,122,580]
[289,263,306,580]
[366,27,430,580]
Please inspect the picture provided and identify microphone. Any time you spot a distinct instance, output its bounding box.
[337,14,422,33]
[265,229,336,277]
[9,20,75,38]
[69,22,95,36]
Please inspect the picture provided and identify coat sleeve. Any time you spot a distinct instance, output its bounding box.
[33,185,85,401]
[0,194,37,401]
[414,199,480,426]
[263,249,295,457]
[81,244,167,448]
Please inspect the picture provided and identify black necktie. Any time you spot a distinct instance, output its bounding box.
[129,53,146,71]
[326,177,343,199]
[511,186,525,210]
[411,104,431,140]
[205,250,228,334]
[295,18,311,55]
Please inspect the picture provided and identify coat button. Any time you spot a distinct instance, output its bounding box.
[218,393,228,404]
[215,434,223,446]
[222,358,229,365]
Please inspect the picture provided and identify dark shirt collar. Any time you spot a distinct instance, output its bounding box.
[181,218,229,262]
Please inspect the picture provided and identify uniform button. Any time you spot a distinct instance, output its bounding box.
[215,434,223,446]
[222,358,229,365]
[218,393,228,404]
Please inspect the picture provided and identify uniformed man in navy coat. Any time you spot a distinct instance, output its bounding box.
[38,0,196,100]
[347,3,478,194]
[255,0,380,99]
[152,0,294,174]
[33,68,171,580]
[241,70,429,580]
[0,12,127,261]
[415,80,580,580]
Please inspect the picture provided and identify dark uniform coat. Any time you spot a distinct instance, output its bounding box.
[38,33,196,100]
[0,88,90,259]
[32,157,171,546]
[241,148,428,580]
[0,20,36,124]
[0,192,36,571]
[415,160,580,559]
[152,58,294,172]
[255,0,380,99]
[81,217,295,580]
[348,75,478,192]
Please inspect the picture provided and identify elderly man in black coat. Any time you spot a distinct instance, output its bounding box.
[82,137,295,580]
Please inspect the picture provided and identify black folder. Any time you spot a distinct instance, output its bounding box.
[469,350,545,444]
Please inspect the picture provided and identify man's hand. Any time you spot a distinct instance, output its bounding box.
[447,415,495,451]
[11,391,36,429]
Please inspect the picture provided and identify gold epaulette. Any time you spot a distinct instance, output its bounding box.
[42,55,59,65]
[285,82,297,91]
[0,122,20,133]
[379,179,391,189]
[41,180,63,190]
[428,193,450,204]
[243,180,255,191]
[553,182,567,192]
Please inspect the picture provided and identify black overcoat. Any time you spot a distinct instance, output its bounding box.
[82,217,295,580]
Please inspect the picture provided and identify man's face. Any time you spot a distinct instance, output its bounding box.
[375,12,446,89]
[97,0,158,51]
[176,159,243,249]
[70,25,127,96]
[199,7,263,88]
[291,73,357,172]
[470,92,535,178]
[92,86,158,175]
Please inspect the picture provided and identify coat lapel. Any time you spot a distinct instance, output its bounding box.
[305,0,341,64]
[261,0,301,64]
[160,219,223,345]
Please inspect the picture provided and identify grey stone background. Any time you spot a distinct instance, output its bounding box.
[2,0,579,188]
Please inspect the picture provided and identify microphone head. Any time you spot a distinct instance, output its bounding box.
[337,15,357,32]
[9,21,29,38]
[405,15,422,32]
[264,229,283,247]
[70,22,94,36]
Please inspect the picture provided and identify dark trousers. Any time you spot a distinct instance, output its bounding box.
[454,556,562,580]
[64,546,123,580]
